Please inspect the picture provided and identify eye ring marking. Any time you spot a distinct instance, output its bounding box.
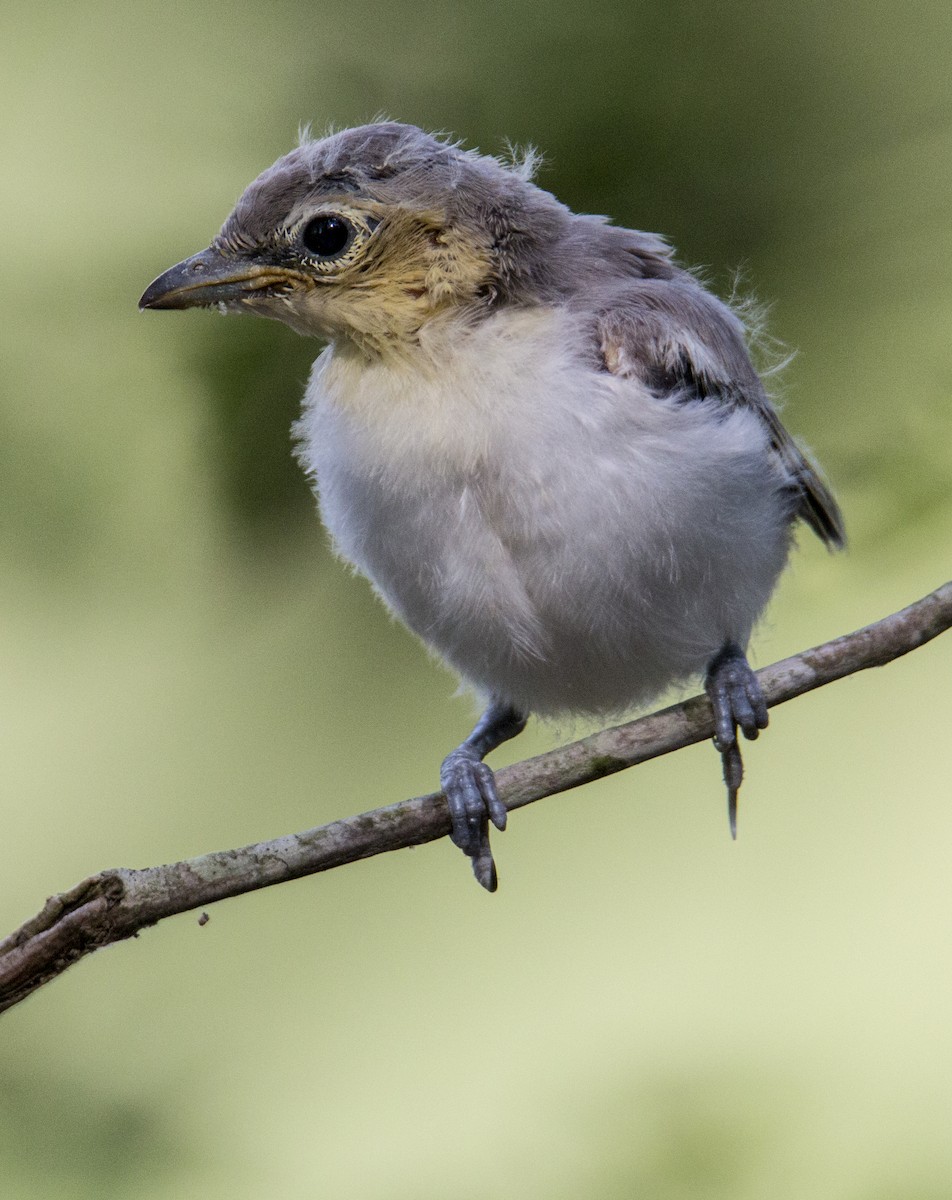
[296,211,380,273]
[302,214,351,258]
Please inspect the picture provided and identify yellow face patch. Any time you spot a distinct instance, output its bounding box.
[300,206,494,355]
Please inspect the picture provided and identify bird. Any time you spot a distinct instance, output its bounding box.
[140,121,844,892]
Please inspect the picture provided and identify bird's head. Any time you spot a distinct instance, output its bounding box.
[139,122,583,357]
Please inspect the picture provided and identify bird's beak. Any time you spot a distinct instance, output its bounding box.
[139,246,301,311]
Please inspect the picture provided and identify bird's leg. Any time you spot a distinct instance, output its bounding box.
[704,641,769,839]
[440,701,528,892]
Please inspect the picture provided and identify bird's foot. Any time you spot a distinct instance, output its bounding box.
[440,746,508,892]
[704,642,768,838]
[439,702,527,891]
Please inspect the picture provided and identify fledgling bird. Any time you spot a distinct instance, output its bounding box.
[140,122,844,891]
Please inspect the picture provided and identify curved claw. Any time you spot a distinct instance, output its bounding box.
[471,844,498,893]
[721,741,744,840]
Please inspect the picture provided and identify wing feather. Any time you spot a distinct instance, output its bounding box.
[595,279,845,550]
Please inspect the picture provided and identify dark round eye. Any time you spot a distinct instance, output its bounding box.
[301,215,352,259]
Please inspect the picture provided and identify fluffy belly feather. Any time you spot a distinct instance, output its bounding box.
[296,311,795,716]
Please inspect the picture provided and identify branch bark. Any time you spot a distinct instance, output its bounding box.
[2,581,950,1015]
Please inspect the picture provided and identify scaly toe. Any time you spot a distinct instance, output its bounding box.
[705,643,768,746]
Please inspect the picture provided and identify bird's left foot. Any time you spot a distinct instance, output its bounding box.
[704,642,768,838]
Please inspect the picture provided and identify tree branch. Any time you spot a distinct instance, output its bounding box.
[2,581,950,1015]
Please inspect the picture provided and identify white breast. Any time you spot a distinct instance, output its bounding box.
[295,307,793,717]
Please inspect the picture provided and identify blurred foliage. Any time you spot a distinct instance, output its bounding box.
[0,1060,192,1198]
[2,1,952,1198]
[188,319,318,543]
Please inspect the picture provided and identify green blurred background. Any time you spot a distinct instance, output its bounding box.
[2,1,952,1196]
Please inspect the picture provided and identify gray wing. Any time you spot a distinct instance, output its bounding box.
[595,278,845,550]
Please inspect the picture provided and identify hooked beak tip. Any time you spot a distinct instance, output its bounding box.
[139,249,302,312]
[139,253,211,311]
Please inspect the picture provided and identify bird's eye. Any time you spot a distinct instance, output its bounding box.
[301,215,353,259]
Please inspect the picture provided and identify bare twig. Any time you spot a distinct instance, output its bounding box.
[2,582,950,1014]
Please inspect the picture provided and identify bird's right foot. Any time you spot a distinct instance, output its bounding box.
[439,702,527,892]
[440,746,507,891]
